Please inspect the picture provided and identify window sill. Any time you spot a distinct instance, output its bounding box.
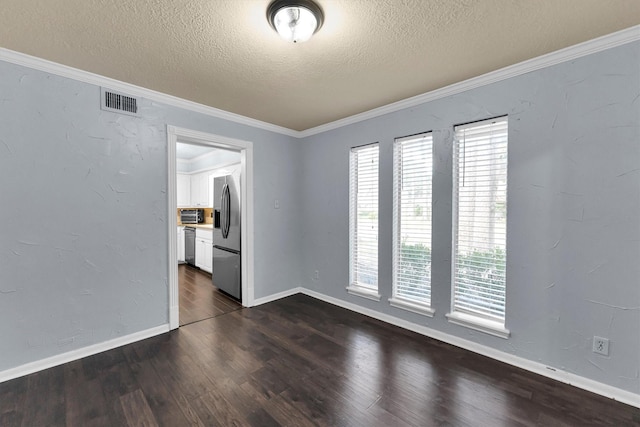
[388,297,434,317]
[346,286,381,302]
[446,311,510,339]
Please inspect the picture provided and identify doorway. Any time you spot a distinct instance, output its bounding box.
[176,142,242,325]
[167,125,254,330]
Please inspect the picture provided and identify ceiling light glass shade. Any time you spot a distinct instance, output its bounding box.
[267,0,324,43]
[274,6,316,43]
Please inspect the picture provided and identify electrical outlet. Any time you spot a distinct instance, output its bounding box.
[593,336,609,356]
[313,270,319,280]
[274,199,280,209]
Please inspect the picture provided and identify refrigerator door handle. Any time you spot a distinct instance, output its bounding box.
[220,183,226,236]
[220,185,225,237]
[222,183,231,239]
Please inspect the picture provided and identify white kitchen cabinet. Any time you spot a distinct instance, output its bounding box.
[177,226,185,263]
[195,228,213,273]
[177,173,191,207]
[190,172,212,207]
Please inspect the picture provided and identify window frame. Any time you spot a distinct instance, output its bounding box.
[347,142,381,301]
[389,132,435,317]
[447,116,510,339]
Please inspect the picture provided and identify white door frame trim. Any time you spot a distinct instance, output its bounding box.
[167,125,254,329]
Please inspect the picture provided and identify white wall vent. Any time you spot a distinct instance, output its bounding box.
[100,88,140,116]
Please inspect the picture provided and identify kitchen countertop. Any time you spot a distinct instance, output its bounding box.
[178,224,213,229]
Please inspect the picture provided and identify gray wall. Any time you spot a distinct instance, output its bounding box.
[0,39,637,396]
[298,41,640,394]
[0,60,302,371]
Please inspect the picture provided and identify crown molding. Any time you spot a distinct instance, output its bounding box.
[298,25,640,138]
[0,25,638,139]
[0,48,299,138]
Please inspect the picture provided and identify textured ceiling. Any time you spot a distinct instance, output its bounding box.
[0,0,638,131]
[176,142,215,160]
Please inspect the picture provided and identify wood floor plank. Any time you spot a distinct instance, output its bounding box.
[194,387,249,427]
[121,345,194,426]
[245,407,282,427]
[202,376,266,420]
[20,366,66,427]
[98,360,139,425]
[260,395,318,427]
[0,376,27,426]
[63,360,111,426]
[189,395,227,426]
[119,389,159,427]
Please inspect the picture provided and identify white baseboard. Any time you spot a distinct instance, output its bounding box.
[298,288,640,409]
[251,287,303,307]
[0,324,170,384]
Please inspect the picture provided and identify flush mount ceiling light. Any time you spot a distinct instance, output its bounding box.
[267,0,324,43]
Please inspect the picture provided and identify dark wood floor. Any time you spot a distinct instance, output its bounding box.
[1,294,638,426]
[179,263,241,326]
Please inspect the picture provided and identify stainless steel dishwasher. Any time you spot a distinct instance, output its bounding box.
[184,227,196,266]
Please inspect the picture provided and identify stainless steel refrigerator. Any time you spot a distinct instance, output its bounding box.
[212,172,241,300]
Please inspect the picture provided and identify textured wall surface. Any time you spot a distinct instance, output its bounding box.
[0,60,302,372]
[298,41,640,394]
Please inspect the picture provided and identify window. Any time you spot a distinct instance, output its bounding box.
[448,116,509,338]
[390,132,434,316]
[348,143,380,300]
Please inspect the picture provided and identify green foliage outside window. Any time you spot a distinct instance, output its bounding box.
[455,247,506,317]
[397,242,431,301]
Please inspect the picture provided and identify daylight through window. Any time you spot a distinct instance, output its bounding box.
[391,132,433,313]
[452,117,508,325]
[348,143,379,298]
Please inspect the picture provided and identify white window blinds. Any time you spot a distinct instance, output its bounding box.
[392,133,433,307]
[349,144,379,292]
[453,116,508,323]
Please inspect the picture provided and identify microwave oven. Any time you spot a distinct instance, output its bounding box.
[180,209,204,224]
